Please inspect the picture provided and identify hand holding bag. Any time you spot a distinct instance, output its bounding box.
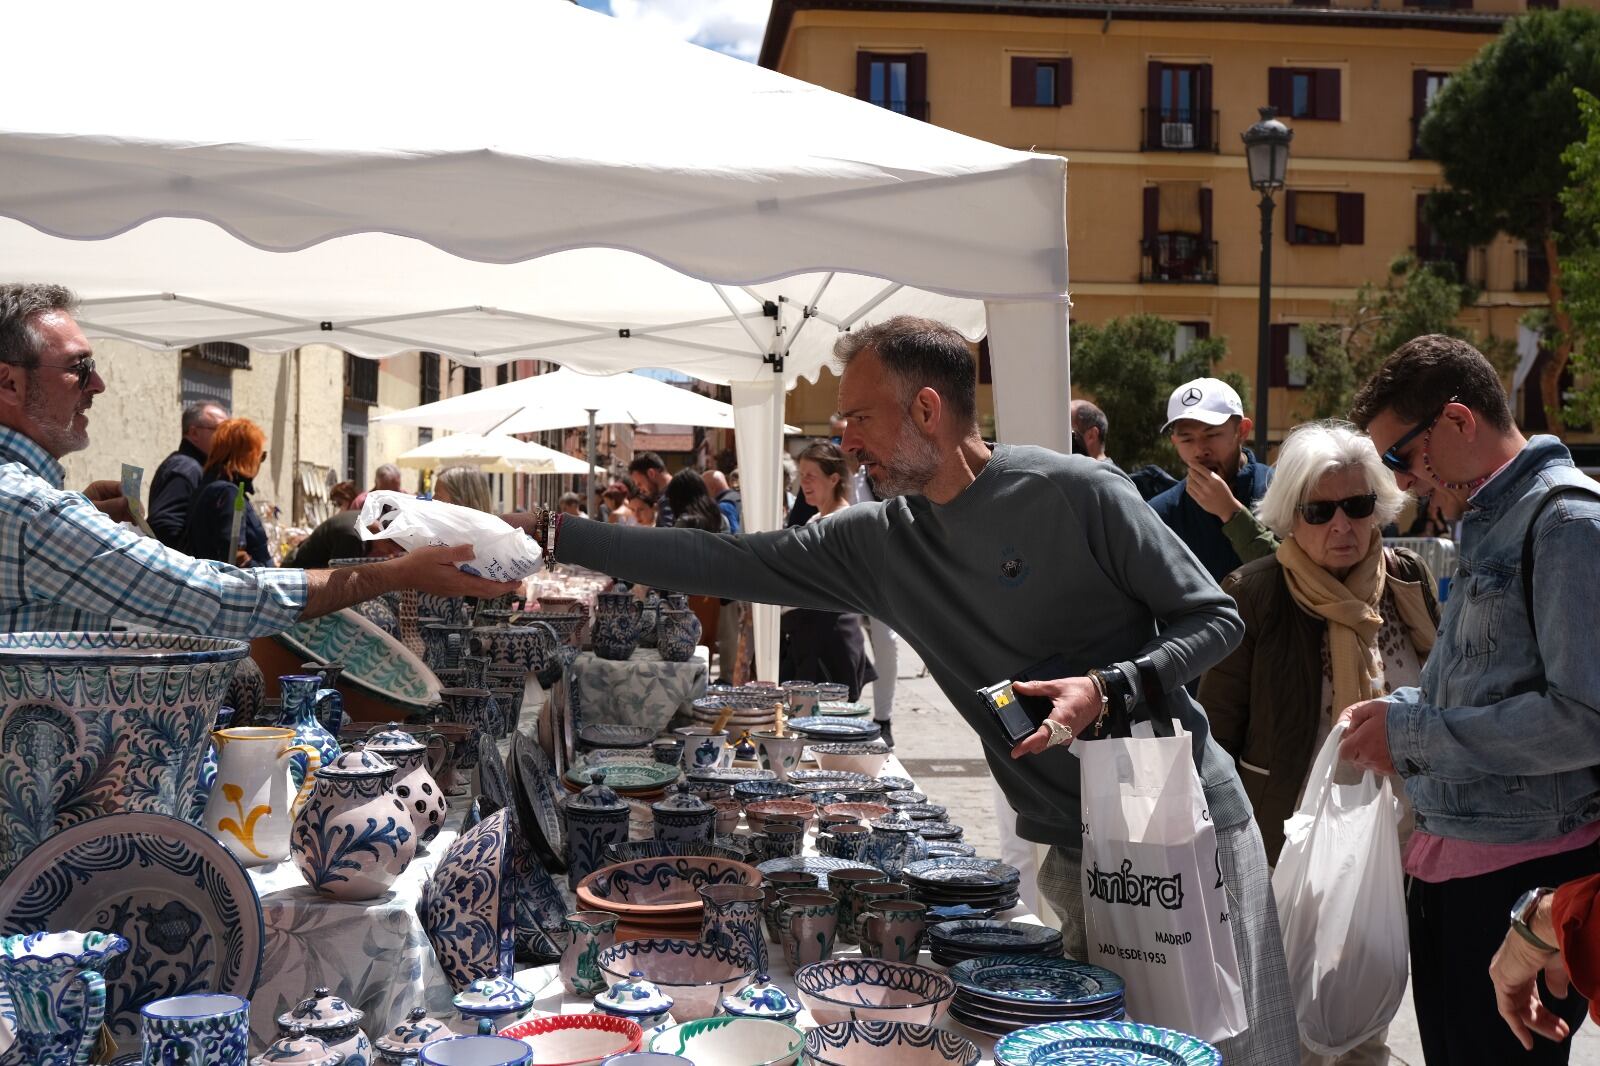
[357,490,543,582]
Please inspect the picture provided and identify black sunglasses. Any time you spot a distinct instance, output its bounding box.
[3,356,96,390]
[1297,493,1378,525]
[1380,400,1452,473]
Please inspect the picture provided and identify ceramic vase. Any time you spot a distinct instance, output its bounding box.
[140,992,251,1065]
[776,891,838,969]
[205,726,321,867]
[636,592,662,649]
[279,674,343,790]
[0,930,128,1066]
[560,911,620,996]
[562,773,631,890]
[656,609,700,663]
[365,725,449,847]
[699,884,767,975]
[860,899,929,963]
[592,593,643,661]
[291,749,417,900]
[439,688,499,753]
[458,654,492,691]
[299,662,349,735]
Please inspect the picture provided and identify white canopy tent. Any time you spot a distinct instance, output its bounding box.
[0,0,1071,681]
[396,433,603,477]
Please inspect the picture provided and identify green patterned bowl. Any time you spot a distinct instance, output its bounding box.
[274,608,441,718]
[564,760,681,791]
[650,1017,803,1066]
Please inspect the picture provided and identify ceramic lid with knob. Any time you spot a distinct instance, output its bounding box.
[568,771,629,813]
[374,1007,451,1061]
[651,782,710,816]
[277,987,365,1034]
[315,750,398,780]
[453,975,535,1018]
[594,969,675,1016]
[365,725,427,758]
[251,1025,345,1065]
[720,974,800,1020]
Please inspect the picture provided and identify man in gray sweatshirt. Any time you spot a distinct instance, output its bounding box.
[538,316,1296,1066]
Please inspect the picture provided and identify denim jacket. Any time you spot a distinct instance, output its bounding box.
[1386,435,1600,843]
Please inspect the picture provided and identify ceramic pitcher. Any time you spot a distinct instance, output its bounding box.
[280,674,342,790]
[290,749,417,900]
[560,911,620,995]
[699,884,766,976]
[592,592,643,661]
[204,726,321,867]
[0,930,127,1066]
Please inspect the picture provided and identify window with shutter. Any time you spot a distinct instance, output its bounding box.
[344,352,379,405]
[1411,70,1450,156]
[420,351,440,405]
[463,366,482,393]
[1286,326,1309,388]
[1268,68,1340,120]
[857,52,929,120]
[1288,190,1362,245]
[1269,324,1292,388]
[1145,62,1213,150]
[1011,57,1071,107]
[1172,322,1212,361]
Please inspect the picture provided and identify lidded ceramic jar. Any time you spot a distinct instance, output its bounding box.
[291,749,416,901]
[563,772,632,891]
[252,1025,345,1065]
[454,976,535,1034]
[374,1008,450,1065]
[276,988,371,1066]
[720,975,800,1021]
[594,969,675,1031]
[863,811,928,878]
[650,783,715,845]
[365,725,448,848]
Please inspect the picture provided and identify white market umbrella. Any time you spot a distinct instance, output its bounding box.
[396,433,602,476]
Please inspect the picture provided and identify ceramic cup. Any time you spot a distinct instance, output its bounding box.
[818,869,888,947]
[699,883,768,976]
[420,1033,534,1065]
[141,993,250,1066]
[817,823,871,861]
[776,891,839,969]
[860,899,929,963]
[845,882,911,944]
[750,821,805,862]
[650,738,684,766]
[761,871,819,939]
[674,727,730,771]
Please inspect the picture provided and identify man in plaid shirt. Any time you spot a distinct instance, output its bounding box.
[0,283,517,636]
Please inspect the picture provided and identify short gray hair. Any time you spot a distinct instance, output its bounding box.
[182,401,227,434]
[1254,420,1407,538]
[1071,399,1108,440]
[0,283,77,369]
[375,463,402,481]
[834,315,977,425]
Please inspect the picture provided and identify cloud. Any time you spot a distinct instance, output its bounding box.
[607,0,773,62]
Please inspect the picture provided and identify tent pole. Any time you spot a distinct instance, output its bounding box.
[586,408,599,518]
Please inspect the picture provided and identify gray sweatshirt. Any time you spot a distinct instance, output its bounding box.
[557,444,1250,844]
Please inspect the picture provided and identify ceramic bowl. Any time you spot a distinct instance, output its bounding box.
[898,804,948,822]
[420,808,514,991]
[274,607,442,718]
[884,791,927,807]
[600,1056,691,1066]
[793,960,956,1027]
[579,724,659,750]
[820,803,893,824]
[649,1017,803,1066]
[745,800,817,835]
[578,856,762,918]
[602,841,747,865]
[733,781,802,805]
[802,1023,979,1066]
[499,1014,643,1066]
[597,939,757,1021]
[809,743,892,779]
[710,797,741,836]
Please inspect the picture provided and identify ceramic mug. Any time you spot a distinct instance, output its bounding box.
[776,891,839,969]
[750,821,805,861]
[845,882,911,943]
[818,868,888,946]
[650,737,684,766]
[420,1033,534,1065]
[141,993,250,1065]
[860,899,930,963]
[761,871,819,938]
[817,823,871,861]
[560,911,620,996]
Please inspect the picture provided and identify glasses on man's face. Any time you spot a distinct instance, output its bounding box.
[1297,493,1378,526]
[4,356,96,390]
[1380,400,1451,474]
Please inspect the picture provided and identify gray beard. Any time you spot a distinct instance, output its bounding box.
[871,423,943,498]
[24,378,86,456]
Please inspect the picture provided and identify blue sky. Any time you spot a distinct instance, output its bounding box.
[576,0,772,62]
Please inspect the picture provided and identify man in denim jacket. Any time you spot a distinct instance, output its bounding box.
[1342,334,1600,1064]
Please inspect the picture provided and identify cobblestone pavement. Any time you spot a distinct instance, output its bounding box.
[861,634,1599,1066]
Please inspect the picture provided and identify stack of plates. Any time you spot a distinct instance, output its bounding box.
[947,955,1126,1037]
[817,700,873,717]
[903,857,1022,913]
[994,1020,1217,1066]
[927,921,1063,967]
[562,760,680,798]
[690,694,787,732]
[787,716,883,743]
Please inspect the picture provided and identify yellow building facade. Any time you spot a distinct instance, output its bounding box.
[763,0,1579,444]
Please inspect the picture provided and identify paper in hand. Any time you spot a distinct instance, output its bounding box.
[120,463,155,537]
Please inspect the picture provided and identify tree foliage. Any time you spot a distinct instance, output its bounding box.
[1298,255,1514,421]
[1559,88,1600,428]
[1071,315,1246,471]
[1419,8,1600,429]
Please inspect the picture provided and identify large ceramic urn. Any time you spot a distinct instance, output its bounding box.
[290,749,417,900]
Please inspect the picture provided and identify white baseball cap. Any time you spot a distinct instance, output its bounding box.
[1162,377,1244,434]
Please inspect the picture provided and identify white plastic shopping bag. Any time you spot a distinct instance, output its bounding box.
[1272,722,1408,1056]
[357,490,543,583]
[1079,720,1248,1043]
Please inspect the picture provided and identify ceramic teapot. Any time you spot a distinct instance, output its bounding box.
[290,749,416,900]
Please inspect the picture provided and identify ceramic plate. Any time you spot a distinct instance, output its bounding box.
[931,922,1064,953]
[993,1020,1217,1066]
[755,856,879,891]
[924,843,978,859]
[949,956,1125,1009]
[786,770,878,788]
[950,1005,1127,1039]
[479,734,515,814]
[0,812,264,1045]
[786,717,882,741]
[816,701,872,717]
[512,733,566,868]
[686,766,778,784]
[275,607,441,716]
[421,809,515,991]
[876,777,916,793]
[579,724,658,749]
[904,858,1021,888]
[564,761,681,791]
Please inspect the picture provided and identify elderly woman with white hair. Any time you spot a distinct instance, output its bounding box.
[1201,420,1441,866]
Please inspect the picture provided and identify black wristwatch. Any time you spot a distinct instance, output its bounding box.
[1510,887,1559,953]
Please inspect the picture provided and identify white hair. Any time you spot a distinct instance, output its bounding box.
[1254,420,1407,538]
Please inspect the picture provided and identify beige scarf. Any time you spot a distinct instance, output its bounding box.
[1277,528,1437,717]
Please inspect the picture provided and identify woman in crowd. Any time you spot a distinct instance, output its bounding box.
[602,483,635,524]
[627,488,655,527]
[778,441,876,700]
[432,465,494,512]
[665,469,729,533]
[1201,420,1439,1065]
[185,417,275,567]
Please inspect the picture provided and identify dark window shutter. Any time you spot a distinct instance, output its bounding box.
[1059,58,1073,106]
[1143,187,1160,244]
[1268,67,1291,114]
[1270,324,1292,388]
[1193,321,1212,340]
[1314,69,1341,121]
[1011,57,1034,107]
[1195,64,1214,148]
[1146,62,1164,145]
[1411,70,1430,119]
[1415,193,1430,254]
[1199,188,1214,245]
[1285,190,1301,245]
[1337,193,1365,245]
[856,52,873,100]
[1452,0,1472,10]
[907,53,928,117]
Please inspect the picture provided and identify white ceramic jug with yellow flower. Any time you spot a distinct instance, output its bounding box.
[203,726,320,867]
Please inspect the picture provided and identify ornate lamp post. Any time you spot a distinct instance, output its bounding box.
[1241,106,1293,461]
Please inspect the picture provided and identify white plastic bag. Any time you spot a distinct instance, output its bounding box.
[1271,722,1408,1056]
[1079,720,1248,1043]
[357,490,543,583]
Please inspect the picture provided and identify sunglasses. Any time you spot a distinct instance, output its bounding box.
[4,356,96,390]
[1297,494,1378,525]
[1380,400,1451,473]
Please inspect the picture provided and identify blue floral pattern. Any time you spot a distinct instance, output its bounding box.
[993,1020,1220,1066]
[419,810,513,992]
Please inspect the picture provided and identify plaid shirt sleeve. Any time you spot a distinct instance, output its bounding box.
[12,478,309,638]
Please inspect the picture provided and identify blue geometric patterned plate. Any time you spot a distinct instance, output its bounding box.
[786,717,882,741]
[876,776,916,792]
[993,1020,1219,1066]
[931,921,1064,952]
[786,769,878,788]
[949,956,1124,1008]
[754,856,879,891]
[904,857,1022,888]
[0,811,263,1045]
[950,1005,1127,1039]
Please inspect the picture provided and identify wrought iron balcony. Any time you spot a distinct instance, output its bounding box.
[1140,109,1219,153]
[1140,235,1218,284]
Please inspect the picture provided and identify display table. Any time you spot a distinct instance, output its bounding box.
[560,646,709,737]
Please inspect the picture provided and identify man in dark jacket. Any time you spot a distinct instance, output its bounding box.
[1148,377,1272,582]
[148,401,227,548]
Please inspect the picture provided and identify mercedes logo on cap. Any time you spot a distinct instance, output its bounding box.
[1181,387,1203,407]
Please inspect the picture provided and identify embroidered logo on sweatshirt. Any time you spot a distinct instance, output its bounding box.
[998,547,1030,587]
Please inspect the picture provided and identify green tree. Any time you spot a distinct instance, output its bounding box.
[1298,255,1514,420]
[1560,89,1600,428]
[1419,7,1600,430]
[1071,315,1246,472]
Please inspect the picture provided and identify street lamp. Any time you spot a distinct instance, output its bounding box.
[1241,106,1293,462]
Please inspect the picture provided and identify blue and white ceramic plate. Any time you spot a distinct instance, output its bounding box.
[564,761,681,791]
[993,1020,1218,1066]
[931,922,1064,952]
[949,957,1125,1009]
[786,769,878,788]
[905,858,1022,888]
[0,811,264,1045]
[951,1005,1127,1039]
[755,856,879,891]
[732,780,803,803]
[276,607,441,716]
[786,717,882,741]
[816,701,873,718]
[512,732,567,869]
[577,724,658,749]
[876,776,917,792]
[686,766,778,784]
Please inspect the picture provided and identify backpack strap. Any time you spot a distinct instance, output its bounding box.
[1521,484,1600,644]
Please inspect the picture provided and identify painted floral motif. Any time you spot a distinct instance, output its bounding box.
[420,810,512,992]
[0,931,128,1066]
[276,609,440,716]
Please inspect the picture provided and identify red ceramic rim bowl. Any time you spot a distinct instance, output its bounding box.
[500,1013,643,1066]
